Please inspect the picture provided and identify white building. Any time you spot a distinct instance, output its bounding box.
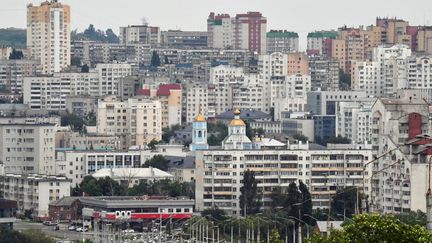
[207,12,267,54]
[336,100,375,144]
[371,98,430,213]
[185,83,209,124]
[0,123,56,175]
[27,1,70,74]
[95,63,132,96]
[97,96,162,149]
[194,114,374,215]
[92,168,173,187]
[0,59,40,94]
[266,30,299,54]
[352,45,412,97]
[0,174,71,219]
[119,25,161,46]
[271,74,311,120]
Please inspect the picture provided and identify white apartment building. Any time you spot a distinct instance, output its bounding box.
[210,65,244,115]
[407,56,432,90]
[271,74,311,120]
[97,96,162,149]
[185,83,209,123]
[0,123,56,175]
[352,45,412,97]
[336,100,375,144]
[258,52,289,113]
[207,12,267,54]
[95,63,132,96]
[55,145,186,186]
[0,174,70,219]
[119,25,161,45]
[194,114,373,215]
[371,98,431,214]
[27,1,70,74]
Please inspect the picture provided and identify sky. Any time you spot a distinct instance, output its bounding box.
[0,0,431,49]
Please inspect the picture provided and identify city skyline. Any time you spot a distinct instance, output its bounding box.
[1,0,431,49]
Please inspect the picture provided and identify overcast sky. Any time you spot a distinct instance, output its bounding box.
[1,0,431,49]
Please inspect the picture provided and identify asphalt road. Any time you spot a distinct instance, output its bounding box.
[14,220,94,241]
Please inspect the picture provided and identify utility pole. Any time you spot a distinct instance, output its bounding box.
[427,156,432,231]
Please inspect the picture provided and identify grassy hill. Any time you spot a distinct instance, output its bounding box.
[0,28,26,48]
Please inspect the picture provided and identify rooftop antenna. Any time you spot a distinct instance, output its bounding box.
[141,17,148,26]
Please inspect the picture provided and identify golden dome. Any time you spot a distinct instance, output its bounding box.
[229,119,245,126]
[233,108,241,116]
[194,114,206,122]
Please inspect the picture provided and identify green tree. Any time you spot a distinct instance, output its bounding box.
[269,228,284,243]
[395,210,427,227]
[81,64,89,73]
[72,176,125,196]
[207,122,228,146]
[148,139,161,150]
[239,170,260,216]
[331,186,360,219]
[71,56,82,67]
[299,180,313,225]
[293,133,308,143]
[150,50,161,67]
[105,28,119,43]
[162,124,181,143]
[61,113,85,133]
[144,155,169,171]
[339,69,351,91]
[286,182,302,218]
[164,55,169,65]
[9,49,23,60]
[201,207,227,222]
[311,214,432,243]
[22,229,56,243]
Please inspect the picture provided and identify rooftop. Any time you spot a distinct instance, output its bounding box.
[216,109,271,120]
[92,168,174,179]
[267,30,299,38]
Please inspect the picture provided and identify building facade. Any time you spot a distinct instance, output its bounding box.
[27,1,71,74]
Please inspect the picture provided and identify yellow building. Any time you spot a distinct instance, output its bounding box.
[27,0,71,74]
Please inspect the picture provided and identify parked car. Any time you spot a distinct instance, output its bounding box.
[43,221,58,226]
[68,225,77,231]
[76,227,88,232]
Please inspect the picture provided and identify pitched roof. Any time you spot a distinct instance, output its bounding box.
[92,168,174,180]
[49,197,80,207]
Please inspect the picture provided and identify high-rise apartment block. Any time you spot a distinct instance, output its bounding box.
[0,123,56,175]
[119,24,161,46]
[96,96,162,149]
[266,30,299,54]
[207,12,267,54]
[27,1,70,74]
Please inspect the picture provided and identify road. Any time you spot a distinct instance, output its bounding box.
[14,220,94,241]
[13,220,190,242]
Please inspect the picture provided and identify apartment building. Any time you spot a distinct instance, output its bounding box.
[266,30,299,54]
[0,123,56,175]
[371,98,431,213]
[96,96,162,149]
[309,56,340,91]
[95,63,133,96]
[351,45,412,97]
[287,53,309,75]
[119,24,161,46]
[137,84,182,128]
[306,31,338,56]
[185,82,209,124]
[207,12,267,54]
[194,111,373,215]
[23,71,98,111]
[306,90,367,115]
[55,145,186,186]
[0,174,70,219]
[336,100,375,144]
[27,1,70,74]
[0,59,40,94]
[161,30,208,48]
[271,74,311,120]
